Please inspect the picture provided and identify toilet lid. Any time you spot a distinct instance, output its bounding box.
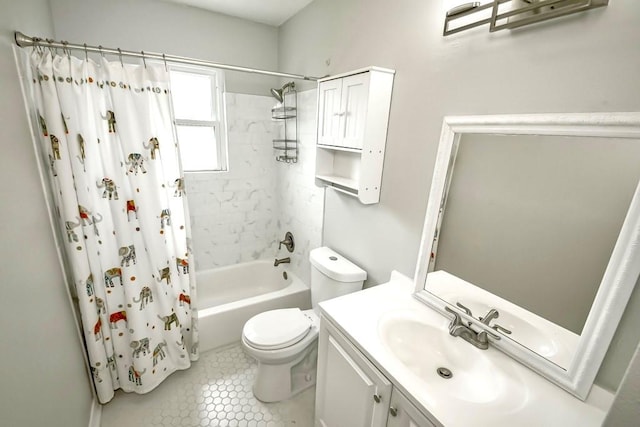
[243,308,312,350]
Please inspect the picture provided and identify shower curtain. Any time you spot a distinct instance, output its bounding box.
[26,50,198,404]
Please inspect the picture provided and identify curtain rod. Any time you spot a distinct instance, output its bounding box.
[14,31,321,82]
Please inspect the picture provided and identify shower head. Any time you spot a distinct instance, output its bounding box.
[270,82,295,102]
[270,87,284,103]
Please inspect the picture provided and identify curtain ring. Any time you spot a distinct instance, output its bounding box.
[98,45,105,58]
[83,43,89,62]
[46,38,55,55]
[162,53,168,72]
[141,51,147,69]
[117,48,124,68]
[62,41,70,59]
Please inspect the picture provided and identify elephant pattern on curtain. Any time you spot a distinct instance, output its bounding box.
[28,50,198,404]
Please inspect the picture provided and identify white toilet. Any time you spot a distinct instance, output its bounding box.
[241,246,366,402]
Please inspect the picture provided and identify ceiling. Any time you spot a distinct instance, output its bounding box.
[160,0,315,26]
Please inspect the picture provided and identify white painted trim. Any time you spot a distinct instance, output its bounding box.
[88,398,102,427]
[414,112,640,400]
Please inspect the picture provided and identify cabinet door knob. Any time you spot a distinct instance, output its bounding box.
[373,393,382,403]
[389,406,398,417]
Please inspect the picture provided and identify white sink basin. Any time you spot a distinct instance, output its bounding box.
[320,272,611,427]
[378,309,527,406]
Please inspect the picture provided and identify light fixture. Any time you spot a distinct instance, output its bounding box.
[443,0,608,36]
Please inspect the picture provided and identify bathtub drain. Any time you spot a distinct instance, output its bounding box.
[283,271,288,280]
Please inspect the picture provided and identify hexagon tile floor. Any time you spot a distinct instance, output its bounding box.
[100,343,315,427]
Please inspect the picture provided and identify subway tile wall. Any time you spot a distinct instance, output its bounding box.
[276,89,324,285]
[185,90,323,285]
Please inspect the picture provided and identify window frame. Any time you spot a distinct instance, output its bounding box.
[168,63,229,172]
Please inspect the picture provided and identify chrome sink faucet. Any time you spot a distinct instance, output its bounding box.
[445,306,500,350]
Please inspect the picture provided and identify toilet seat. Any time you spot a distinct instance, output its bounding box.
[243,308,312,350]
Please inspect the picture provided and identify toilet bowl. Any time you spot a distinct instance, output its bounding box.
[242,308,320,402]
[241,247,366,402]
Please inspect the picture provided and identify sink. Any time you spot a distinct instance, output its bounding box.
[378,309,527,405]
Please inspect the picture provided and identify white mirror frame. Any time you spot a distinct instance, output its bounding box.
[414,112,640,400]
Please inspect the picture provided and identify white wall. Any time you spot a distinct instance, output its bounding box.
[49,0,280,95]
[0,1,93,426]
[279,0,640,392]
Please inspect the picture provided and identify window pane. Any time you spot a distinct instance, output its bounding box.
[176,125,219,171]
[170,71,214,121]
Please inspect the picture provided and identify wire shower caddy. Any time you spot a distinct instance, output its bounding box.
[272,84,298,163]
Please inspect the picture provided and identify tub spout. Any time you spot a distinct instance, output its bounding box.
[274,257,290,267]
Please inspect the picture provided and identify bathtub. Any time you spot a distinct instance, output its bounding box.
[197,260,311,352]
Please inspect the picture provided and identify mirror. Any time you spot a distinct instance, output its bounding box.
[414,113,640,400]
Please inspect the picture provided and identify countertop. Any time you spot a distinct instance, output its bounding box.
[318,271,613,427]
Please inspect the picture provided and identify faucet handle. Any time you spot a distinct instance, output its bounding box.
[444,306,462,325]
[479,308,500,326]
[492,324,512,335]
[278,231,295,253]
[456,302,473,317]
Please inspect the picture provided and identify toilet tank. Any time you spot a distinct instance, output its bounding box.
[309,247,367,308]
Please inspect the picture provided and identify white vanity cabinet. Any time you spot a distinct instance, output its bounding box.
[315,67,394,204]
[387,389,436,427]
[316,317,435,427]
[315,317,392,427]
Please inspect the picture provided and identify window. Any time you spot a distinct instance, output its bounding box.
[169,66,228,171]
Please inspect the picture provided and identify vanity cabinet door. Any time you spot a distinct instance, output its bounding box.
[386,388,437,427]
[316,320,392,427]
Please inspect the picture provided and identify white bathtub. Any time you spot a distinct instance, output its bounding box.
[197,260,311,352]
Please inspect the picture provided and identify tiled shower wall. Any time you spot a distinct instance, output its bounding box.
[185,90,323,285]
[276,89,324,285]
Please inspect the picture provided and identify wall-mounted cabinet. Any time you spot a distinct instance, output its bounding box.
[315,66,395,204]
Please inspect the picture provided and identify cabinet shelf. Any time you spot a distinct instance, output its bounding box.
[315,66,395,204]
[317,144,363,154]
